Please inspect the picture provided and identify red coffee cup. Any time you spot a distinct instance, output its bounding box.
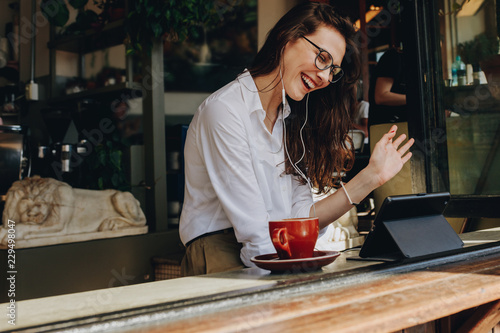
[269,217,319,259]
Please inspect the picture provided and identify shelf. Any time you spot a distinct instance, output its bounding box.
[0,112,20,117]
[444,83,488,91]
[47,82,142,105]
[47,19,127,54]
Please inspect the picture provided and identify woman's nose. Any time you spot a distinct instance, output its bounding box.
[317,69,331,85]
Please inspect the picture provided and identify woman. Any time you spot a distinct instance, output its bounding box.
[179,2,414,276]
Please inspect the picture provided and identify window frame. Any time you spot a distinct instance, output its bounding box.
[402,0,500,219]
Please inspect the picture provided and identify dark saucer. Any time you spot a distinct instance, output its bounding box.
[251,250,341,272]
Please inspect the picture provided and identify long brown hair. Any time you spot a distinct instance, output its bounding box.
[249,2,360,194]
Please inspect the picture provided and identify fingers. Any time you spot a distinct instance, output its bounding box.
[375,125,398,148]
[385,125,398,141]
[398,137,414,154]
[377,126,415,159]
[397,138,414,167]
[401,151,412,164]
[392,133,407,147]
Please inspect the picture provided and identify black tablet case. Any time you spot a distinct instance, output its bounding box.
[358,193,464,262]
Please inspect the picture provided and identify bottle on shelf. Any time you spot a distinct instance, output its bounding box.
[451,56,466,86]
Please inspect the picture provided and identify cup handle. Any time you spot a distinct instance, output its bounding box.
[271,227,292,259]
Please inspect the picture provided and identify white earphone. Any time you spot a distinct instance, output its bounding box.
[282,87,286,108]
[279,67,286,108]
[280,67,316,216]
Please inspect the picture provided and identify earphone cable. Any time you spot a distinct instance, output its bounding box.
[283,92,316,217]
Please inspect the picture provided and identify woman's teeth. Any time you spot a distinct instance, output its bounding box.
[301,74,316,89]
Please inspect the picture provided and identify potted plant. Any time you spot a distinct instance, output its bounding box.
[41,0,101,35]
[474,34,500,86]
[458,33,499,83]
[124,0,228,56]
[449,0,500,97]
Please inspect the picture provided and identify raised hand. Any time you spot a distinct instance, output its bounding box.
[367,125,414,187]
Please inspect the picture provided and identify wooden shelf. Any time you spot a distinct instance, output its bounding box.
[0,112,20,117]
[47,19,126,54]
[47,81,142,105]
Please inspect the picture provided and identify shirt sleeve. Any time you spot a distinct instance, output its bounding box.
[290,176,328,239]
[291,176,314,219]
[196,99,275,263]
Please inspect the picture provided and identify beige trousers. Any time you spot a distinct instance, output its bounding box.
[181,230,245,276]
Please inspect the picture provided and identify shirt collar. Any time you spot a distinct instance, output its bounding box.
[237,70,291,119]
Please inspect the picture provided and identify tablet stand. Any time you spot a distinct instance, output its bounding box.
[359,214,464,261]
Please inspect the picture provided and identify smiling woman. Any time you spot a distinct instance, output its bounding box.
[302,36,345,83]
[278,27,346,100]
[179,1,414,276]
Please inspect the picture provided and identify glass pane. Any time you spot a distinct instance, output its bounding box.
[439,0,500,195]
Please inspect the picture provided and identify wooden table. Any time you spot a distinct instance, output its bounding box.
[147,251,500,333]
[4,229,500,333]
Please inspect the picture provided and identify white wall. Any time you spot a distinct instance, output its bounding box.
[456,6,488,44]
[83,45,126,79]
[257,0,301,49]
[129,92,211,116]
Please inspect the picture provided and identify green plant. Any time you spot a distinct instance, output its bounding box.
[41,0,102,35]
[41,0,90,26]
[125,0,228,55]
[82,127,131,191]
[41,0,73,27]
[458,33,499,66]
[439,0,470,16]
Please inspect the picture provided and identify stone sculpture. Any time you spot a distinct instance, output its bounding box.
[0,176,147,248]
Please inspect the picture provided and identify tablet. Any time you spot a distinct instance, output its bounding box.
[356,192,463,262]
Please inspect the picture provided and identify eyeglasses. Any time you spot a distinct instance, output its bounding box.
[302,36,344,83]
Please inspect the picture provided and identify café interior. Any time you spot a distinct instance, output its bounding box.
[1,0,500,332]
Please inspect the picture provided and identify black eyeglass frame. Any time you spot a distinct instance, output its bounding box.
[302,36,344,83]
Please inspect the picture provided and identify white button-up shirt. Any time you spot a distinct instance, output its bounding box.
[179,71,314,267]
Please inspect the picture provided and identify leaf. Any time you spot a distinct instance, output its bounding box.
[41,0,70,27]
[152,23,162,37]
[98,148,107,165]
[111,173,120,187]
[110,150,122,170]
